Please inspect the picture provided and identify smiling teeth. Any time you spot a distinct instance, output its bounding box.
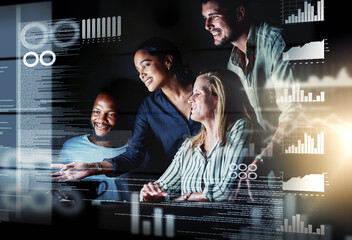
[95,124,109,130]
[144,78,152,86]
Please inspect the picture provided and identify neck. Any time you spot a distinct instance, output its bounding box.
[231,25,249,54]
[161,75,192,101]
[88,134,113,148]
[202,119,218,151]
[160,75,193,120]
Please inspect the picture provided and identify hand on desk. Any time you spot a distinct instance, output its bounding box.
[141,182,167,202]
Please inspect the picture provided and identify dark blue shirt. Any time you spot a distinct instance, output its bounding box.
[104,88,201,176]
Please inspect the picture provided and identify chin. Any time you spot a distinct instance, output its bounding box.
[190,115,200,122]
[147,85,157,92]
[92,130,111,141]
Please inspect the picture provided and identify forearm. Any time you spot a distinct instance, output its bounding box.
[88,161,114,176]
[173,192,210,202]
[187,192,209,202]
[103,145,146,176]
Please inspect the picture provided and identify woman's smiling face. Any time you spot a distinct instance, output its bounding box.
[134,50,171,92]
[188,75,218,123]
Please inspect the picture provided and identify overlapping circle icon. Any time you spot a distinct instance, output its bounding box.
[228,163,258,180]
[21,20,79,67]
[20,20,79,50]
[23,51,56,67]
[20,22,49,50]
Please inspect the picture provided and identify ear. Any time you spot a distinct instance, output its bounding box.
[235,6,246,22]
[164,54,174,69]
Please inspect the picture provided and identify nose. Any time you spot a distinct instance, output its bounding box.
[188,94,195,104]
[139,70,145,80]
[205,17,212,31]
[97,113,108,123]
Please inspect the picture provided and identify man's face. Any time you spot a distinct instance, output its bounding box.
[202,1,236,46]
[90,93,118,140]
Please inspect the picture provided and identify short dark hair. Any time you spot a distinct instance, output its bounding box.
[201,0,251,21]
[201,0,247,11]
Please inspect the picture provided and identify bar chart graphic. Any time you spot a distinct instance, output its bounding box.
[283,40,326,61]
[276,83,325,103]
[282,127,325,155]
[277,214,325,235]
[282,173,325,192]
[81,16,121,43]
[131,193,175,237]
[281,0,325,24]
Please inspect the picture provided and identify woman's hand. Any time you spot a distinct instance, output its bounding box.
[141,182,167,202]
[51,162,97,182]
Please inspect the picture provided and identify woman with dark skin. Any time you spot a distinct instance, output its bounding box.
[52,38,201,181]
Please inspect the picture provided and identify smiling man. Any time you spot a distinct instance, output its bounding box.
[57,90,131,201]
[201,0,300,162]
[89,92,120,146]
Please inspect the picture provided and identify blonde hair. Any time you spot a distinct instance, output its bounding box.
[189,72,227,150]
[188,70,254,150]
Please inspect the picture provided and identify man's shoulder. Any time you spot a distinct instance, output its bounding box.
[252,22,283,43]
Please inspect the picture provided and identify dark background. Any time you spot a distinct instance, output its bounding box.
[0,0,351,239]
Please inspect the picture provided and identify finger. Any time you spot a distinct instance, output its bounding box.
[141,184,148,194]
[153,182,163,193]
[147,182,158,195]
[65,162,76,168]
[142,184,155,197]
[51,164,66,169]
[142,183,153,195]
[51,176,67,182]
[51,171,65,177]
[141,189,147,196]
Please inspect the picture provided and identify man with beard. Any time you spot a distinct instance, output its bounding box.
[201,0,300,172]
[57,91,130,201]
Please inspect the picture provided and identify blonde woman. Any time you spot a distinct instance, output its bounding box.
[140,70,258,202]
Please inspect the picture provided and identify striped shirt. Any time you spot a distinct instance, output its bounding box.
[227,22,300,131]
[156,118,252,202]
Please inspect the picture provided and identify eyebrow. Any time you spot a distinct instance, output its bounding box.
[203,8,224,17]
[193,88,205,94]
[135,58,152,72]
[139,58,152,65]
[208,12,221,16]
[93,106,117,112]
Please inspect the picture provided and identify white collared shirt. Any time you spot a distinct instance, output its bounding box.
[156,118,252,202]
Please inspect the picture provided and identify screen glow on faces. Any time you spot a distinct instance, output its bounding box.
[188,76,218,123]
[134,50,170,92]
[202,1,235,46]
[90,93,118,138]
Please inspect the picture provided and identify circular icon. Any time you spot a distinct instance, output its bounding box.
[248,164,257,172]
[20,22,49,50]
[228,172,238,179]
[248,172,258,180]
[238,163,248,171]
[40,50,56,66]
[238,172,247,180]
[26,191,52,213]
[23,51,39,67]
[52,20,80,47]
[229,163,238,171]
